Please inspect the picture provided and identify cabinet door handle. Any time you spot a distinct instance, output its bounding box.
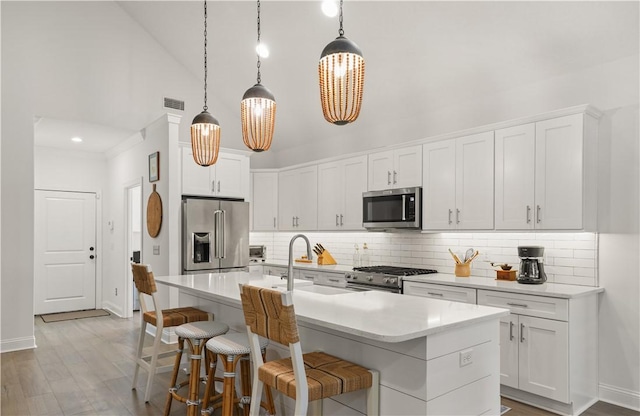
[536,205,541,223]
[520,323,525,343]
[211,180,216,192]
[427,292,443,297]
[507,302,529,308]
[340,214,343,226]
[526,205,531,223]
[387,171,391,185]
[509,321,514,341]
[217,180,221,193]
[448,209,453,225]
[295,216,299,227]
[336,214,339,226]
[393,170,397,184]
[456,209,460,224]
[292,216,296,227]
[273,217,276,228]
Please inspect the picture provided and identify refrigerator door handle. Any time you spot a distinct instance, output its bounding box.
[219,210,226,258]
[214,209,224,259]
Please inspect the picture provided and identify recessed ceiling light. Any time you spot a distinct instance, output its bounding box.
[71,137,83,143]
[322,0,338,17]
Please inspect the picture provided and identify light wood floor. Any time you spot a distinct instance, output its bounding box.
[1,313,637,416]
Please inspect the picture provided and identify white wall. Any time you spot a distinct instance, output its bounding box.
[34,147,107,193]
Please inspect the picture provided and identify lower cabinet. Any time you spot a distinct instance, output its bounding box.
[498,314,569,402]
[403,281,476,304]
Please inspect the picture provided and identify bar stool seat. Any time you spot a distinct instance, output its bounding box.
[165,321,230,416]
[202,332,274,416]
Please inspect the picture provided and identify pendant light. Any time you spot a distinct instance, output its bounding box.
[318,0,365,125]
[191,0,221,166]
[241,0,276,152]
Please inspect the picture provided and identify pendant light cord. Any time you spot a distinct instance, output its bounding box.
[256,0,261,84]
[338,0,344,36]
[203,0,209,111]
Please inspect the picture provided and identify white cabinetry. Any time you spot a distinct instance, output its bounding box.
[368,145,422,191]
[422,132,494,230]
[181,147,250,199]
[495,113,598,230]
[251,172,278,231]
[278,166,318,230]
[318,155,367,230]
[478,289,598,414]
[404,281,476,304]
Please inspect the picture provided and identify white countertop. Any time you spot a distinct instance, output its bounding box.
[256,260,353,273]
[155,271,509,343]
[404,273,604,299]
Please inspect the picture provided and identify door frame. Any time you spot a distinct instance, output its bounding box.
[33,188,102,314]
[124,178,143,319]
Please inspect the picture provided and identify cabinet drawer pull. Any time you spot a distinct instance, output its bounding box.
[509,321,514,341]
[328,278,341,283]
[507,302,529,308]
[303,276,315,280]
[520,323,525,343]
[427,292,444,296]
[526,205,531,223]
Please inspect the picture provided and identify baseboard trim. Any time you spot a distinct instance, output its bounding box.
[0,335,37,353]
[599,383,640,412]
[102,301,123,317]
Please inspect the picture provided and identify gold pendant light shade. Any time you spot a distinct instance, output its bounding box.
[191,110,221,166]
[319,39,365,125]
[241,83,276,152]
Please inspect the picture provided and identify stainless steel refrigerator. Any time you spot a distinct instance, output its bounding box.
[182,197,249,273]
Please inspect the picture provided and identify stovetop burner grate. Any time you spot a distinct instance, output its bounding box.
[352,266,438,276]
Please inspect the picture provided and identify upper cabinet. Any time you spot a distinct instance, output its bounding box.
[495,113,598,230]
[251,171,278,231]
[423,132,494,230]
[368,145,422,191]
[278,165,318,231]
[318,155,368,230]
[181,147,250,200]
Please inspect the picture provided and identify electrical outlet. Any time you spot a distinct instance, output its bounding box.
[459,348,473,367]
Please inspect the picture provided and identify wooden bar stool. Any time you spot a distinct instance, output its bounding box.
[239,284,380,416]
[201,332,275,416]
[131,263,212,403]
[164,320,230,416]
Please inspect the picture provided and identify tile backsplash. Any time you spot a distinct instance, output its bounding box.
[250,231,598,287]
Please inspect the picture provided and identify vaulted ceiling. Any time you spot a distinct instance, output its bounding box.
[19,1,639,166]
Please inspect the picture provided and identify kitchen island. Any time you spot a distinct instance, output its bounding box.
[156,271,509,415]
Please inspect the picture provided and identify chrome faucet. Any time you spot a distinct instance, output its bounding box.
[287,234,313,291]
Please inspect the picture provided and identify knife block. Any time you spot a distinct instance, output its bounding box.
[317,250,337,265]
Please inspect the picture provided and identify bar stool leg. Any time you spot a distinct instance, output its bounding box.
[221,353,242,416]
[164,337,185,416]
[239,357,251,416]
[186,339,205,416]
[201,350,219,415]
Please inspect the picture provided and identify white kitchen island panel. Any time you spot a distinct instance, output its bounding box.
[156,272,508,415]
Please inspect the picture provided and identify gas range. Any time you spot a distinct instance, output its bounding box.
[345,266,438,293]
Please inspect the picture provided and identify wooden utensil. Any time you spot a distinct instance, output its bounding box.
[465,250,480,264]
[448,248,462,264]
[146,184,162,238]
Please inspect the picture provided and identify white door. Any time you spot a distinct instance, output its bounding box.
[535,114,584,229]
[518,315,569,403]
[367,150,394,191]
[181,147,214,196]
[278,170,298,231]
[393,145,422,188]
[295,166,318,230]
[422,140,456,230]
[342,155,368,230]
[499,315,520,388]
[318,161,342,230]
[251,172,278,231]
[495,123,535,229]
[215,153,248,198]
[34,190,97,314]
[455,131,494,229]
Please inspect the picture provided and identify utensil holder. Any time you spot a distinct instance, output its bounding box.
[317,250,337,265]
[454,263,471,277]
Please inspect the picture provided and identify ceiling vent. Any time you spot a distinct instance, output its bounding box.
[164,97,185,111]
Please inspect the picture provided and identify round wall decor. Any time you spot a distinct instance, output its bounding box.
[146,184,163,238]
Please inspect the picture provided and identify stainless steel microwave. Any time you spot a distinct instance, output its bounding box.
[362,187,422,230]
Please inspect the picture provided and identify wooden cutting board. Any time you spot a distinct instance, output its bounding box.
[146,184,162,238]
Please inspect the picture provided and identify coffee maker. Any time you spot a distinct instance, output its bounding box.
[517,246,547,284]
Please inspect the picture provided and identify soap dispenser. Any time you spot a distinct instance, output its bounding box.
[361,243,370,267]
[353,244,361,267]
